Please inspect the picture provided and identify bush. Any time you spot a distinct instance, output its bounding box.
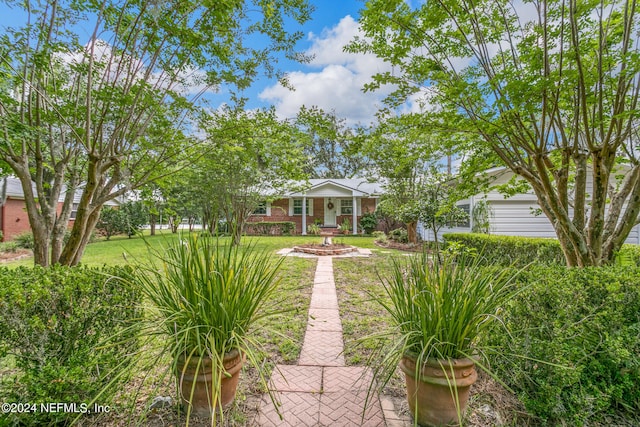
[307,223,321,235]
[389,227,408,243]
[0,241,18,253]
[339,217,352,234]
[13,232,35,249]
[443,233,565,267]
[245,221,295,235]
[359,212,378,234]
[0,265,142,426]
[372,230,387,244]
[489,265,640,425]
[618,244,640,266]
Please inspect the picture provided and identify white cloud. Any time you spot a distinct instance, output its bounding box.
[259,15,392,125]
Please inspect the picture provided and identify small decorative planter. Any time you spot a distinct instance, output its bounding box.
[177,349,245,417]
[399,354,477,426]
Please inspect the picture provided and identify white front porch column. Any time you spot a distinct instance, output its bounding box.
[352,195,357,235]
[302,196,307,235]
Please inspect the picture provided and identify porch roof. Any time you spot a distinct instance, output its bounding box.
[286,178,383,198]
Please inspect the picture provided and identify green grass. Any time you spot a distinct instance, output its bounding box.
[4,232,382,267]
[1,233,419,424]
[333,255,406,397]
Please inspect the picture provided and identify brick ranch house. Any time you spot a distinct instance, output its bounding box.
[0,176,120,241]
[247,179,383,235]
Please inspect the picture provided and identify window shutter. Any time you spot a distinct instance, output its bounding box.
[266,202,271,217]
[308,198,313,216]
[357,199,362,215]
[288,199,294,216]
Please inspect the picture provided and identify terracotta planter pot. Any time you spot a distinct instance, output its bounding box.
[177,349,245,417]
[399,354,478,426]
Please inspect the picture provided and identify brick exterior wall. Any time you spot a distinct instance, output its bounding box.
[246,197,378,235]
[2,197,32,241]
[1,198,75,241]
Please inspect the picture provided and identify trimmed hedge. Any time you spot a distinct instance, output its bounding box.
[0,265,142,426]
[245,221,296,235]
[444,232,640,267]
[489,265,640,425]
[443,233,566,266]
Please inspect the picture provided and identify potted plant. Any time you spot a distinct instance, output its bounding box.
[338,217,352,235]
[373,251,521,426]
[134,235,283,423]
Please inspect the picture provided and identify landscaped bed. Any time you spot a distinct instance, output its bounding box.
[333,256,532,427]
[1,233,638,426]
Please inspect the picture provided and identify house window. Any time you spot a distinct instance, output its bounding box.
[253,202,267,215]
[70,203,79,220]
[341,199,353,215]
[293,199,310,215]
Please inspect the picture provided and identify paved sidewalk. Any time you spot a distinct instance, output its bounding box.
[256,257,391,426]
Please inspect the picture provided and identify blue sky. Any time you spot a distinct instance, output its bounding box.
[0,0,402,126]
[238,0,394,125]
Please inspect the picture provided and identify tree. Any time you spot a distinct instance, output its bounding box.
[120,201,148,237]
[200,106,307,245]
[416,172,469,254]
[365,115,459,244]
[96,207,125,241]
[0,0,311,266]
[350,0,640,266]
[96,201,147,239]
[296,106,370,178]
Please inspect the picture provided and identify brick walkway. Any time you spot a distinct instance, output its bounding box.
[256,256,395,426]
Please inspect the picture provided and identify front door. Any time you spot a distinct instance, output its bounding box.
[324,198,337,226]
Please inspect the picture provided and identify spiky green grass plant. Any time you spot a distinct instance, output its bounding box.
[380,252,520,361]
[370,251,523,424]
[134,235,284,425]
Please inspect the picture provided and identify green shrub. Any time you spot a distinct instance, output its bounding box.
[618,244,640,266]
[389,227,408,244]
[307,223,321,235]
[245,221,295,235]
[372,230,387,244]
[444,233,565,267]
[0,241,18,253]
[359,212,378,234]
[13,232,35,249]
[0,265,142,426]
[489,265,640,425]
[339,217,352,233]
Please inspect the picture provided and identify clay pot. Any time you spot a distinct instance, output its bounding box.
[399,354,478,426]
[176,349,245,418]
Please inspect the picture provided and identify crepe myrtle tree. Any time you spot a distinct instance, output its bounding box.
[350,0,640,266]
[200,105,308,245]
[0,0,311,266]
[416,174,469,254]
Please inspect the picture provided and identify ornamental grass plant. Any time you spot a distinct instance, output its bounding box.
[134,234,284,425]
[378,251,521,361]
[370,251,524,424]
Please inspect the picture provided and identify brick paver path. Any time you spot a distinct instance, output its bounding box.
[256,257,387,426]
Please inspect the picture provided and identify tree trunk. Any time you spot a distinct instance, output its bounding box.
[69,209,101,266]
[31,223,51,268]
[407,221,418,244]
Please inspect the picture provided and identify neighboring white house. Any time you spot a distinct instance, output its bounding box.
[418,167,640,244]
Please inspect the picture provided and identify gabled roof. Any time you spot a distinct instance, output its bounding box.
[286,178,383,197]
